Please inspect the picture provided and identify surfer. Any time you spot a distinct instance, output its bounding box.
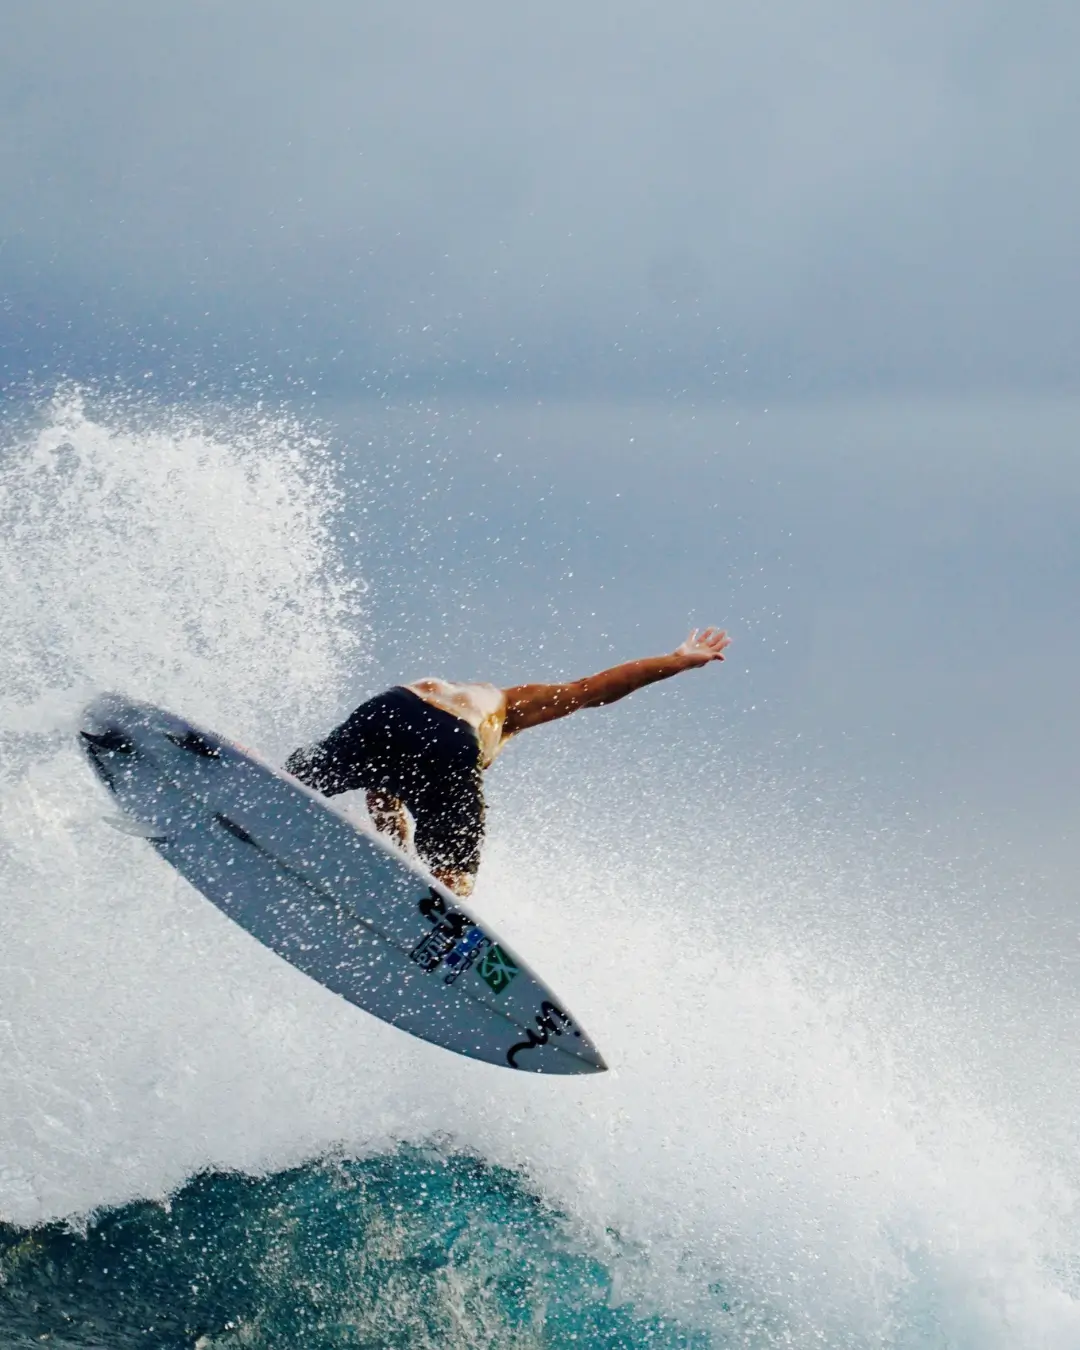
[285,627,730,896]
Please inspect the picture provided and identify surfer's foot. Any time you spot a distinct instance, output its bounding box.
[433,865,475,898]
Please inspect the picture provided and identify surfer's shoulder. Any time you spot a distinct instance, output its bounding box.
[406,678,506,724]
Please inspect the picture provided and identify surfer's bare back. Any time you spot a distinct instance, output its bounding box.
[285,627,731,895]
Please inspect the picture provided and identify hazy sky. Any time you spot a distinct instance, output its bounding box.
[3,0,1080,394]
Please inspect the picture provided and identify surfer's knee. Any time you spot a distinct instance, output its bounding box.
[366,791,414,850]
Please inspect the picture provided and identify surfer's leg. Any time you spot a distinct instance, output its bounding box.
[365,790,414,851]
[283,689,413,795]
[408,768,485,898]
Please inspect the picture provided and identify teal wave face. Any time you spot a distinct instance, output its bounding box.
[0,1147,717,1349]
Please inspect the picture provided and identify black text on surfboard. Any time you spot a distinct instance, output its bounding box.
[506,1002,577,1069]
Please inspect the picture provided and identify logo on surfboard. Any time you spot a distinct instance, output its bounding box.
[477,944,518,995]
[409,888,518,993]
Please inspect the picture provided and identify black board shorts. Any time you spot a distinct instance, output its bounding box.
[284,687,485,878]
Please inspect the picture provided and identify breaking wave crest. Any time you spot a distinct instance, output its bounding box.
[2,388,1080,1348]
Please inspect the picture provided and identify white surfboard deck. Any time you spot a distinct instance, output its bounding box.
[79,693,606,1075]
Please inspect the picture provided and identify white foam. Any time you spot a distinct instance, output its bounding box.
[1,388,1078,1347]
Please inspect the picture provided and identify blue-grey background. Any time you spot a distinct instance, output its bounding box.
[3,0,1080,396]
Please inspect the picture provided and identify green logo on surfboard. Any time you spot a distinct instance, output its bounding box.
[478,944,518,995]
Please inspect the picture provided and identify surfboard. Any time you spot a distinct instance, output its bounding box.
[78,693,606,1075]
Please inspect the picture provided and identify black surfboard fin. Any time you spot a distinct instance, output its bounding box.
[80,728,134,754]
[165,730,221,758]
[102,814,169,843]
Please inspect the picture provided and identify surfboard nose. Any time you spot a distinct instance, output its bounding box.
[578,1041,608,1073]
[564,1018,608,1073]
[517,1013,608,1074]
[538,1040,607,1074]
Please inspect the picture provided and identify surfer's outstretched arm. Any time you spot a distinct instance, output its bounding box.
[501,627,730,735]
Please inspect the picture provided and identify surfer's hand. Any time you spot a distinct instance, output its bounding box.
[675,627,730,666]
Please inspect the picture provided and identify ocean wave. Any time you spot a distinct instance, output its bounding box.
[0,1145,720,1350]
[3,387,1080,1348]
